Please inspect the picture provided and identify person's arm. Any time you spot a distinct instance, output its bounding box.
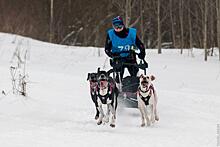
[104,34,113,58]
[135,35,146,59]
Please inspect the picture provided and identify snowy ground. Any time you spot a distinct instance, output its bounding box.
[0,32,220,147]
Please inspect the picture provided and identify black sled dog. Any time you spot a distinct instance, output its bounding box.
[87,72,100,120]
[96,68,119,128]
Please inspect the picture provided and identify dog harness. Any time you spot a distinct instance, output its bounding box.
[97,84,113,104]
[138,85,154,105]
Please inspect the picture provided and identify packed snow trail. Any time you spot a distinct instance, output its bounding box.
[0,33,220,147]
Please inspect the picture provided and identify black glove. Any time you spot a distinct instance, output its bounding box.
[138,52,145,59]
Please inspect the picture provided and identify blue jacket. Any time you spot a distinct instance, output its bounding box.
[107,28,137,57]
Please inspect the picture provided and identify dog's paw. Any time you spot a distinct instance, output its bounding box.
[147,122,151,126]
[110,124,115,128]
[97,120,102,125]
[141,123,145,127]
[155,115,159,121]
[95,115,99,120]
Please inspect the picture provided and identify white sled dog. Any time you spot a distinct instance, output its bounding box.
[137,74,159,127]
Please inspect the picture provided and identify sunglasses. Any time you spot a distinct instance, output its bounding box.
[113,24,124,29]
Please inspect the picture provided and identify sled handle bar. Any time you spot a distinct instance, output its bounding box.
[107,59,148,75]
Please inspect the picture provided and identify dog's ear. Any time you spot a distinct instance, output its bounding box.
[150,75,156,81]
[139,74,144,78]
[97,67,100,73]
[87,73,90,81]
[107,69,114,76]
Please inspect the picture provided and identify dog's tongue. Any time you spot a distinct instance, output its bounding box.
[142,82,148,87]
[100,81,108,88]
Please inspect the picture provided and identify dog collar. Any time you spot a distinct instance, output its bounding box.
[138,86,149,93]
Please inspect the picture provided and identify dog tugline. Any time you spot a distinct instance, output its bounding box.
[87,16,159,127]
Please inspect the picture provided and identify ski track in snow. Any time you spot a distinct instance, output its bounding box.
[0,33,220,147]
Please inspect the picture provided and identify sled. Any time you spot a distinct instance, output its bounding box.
[109,58,148,108]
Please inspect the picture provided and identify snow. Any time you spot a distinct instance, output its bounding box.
[0,32,220,147]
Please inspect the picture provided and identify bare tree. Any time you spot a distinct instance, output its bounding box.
[169,0,176,48]
[49,0,54,43]
[68,0,72,13]
[125,0,131,27]
[179,0,184,54]
[140,0,144,41]
[10,39,29,96]
[187,0,194,57]
[188,0,193,49]
[204,0,208,61]
[157,0,162,54]
[209,0,215,56]
[217,0,220,61]
[1,0,220,55]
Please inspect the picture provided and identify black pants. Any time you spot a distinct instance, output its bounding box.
[110,58,139,82]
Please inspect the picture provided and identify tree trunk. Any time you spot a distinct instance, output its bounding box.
[125,0,131,27]
[188,0,193,49]
[169,0,176,48]
[187,0,194,57]
[68,0,71,13]
[217,0,220,61]
[157,0,162,54]
[49,0,54,43]
[179,0,184,54]
[140,0,144,42]
[204,0,208,61]
[210,1,214,56]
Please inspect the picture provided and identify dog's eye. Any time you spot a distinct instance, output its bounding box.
[146,76,149,79]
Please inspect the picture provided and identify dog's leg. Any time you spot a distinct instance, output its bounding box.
[138,98,146,127]
[97,105,104,125]
[139,108,145,127]
[109,104,116,119]
[108,104,116,128]
[144,106,151,126]
[114,91,118,116]
[110,115,116,128]
[92,95,100,120]
[103,105,110,123]
[150,104,156,124]
[112,93,118,120]
[154,92,159,121]
[95,107,100,120]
